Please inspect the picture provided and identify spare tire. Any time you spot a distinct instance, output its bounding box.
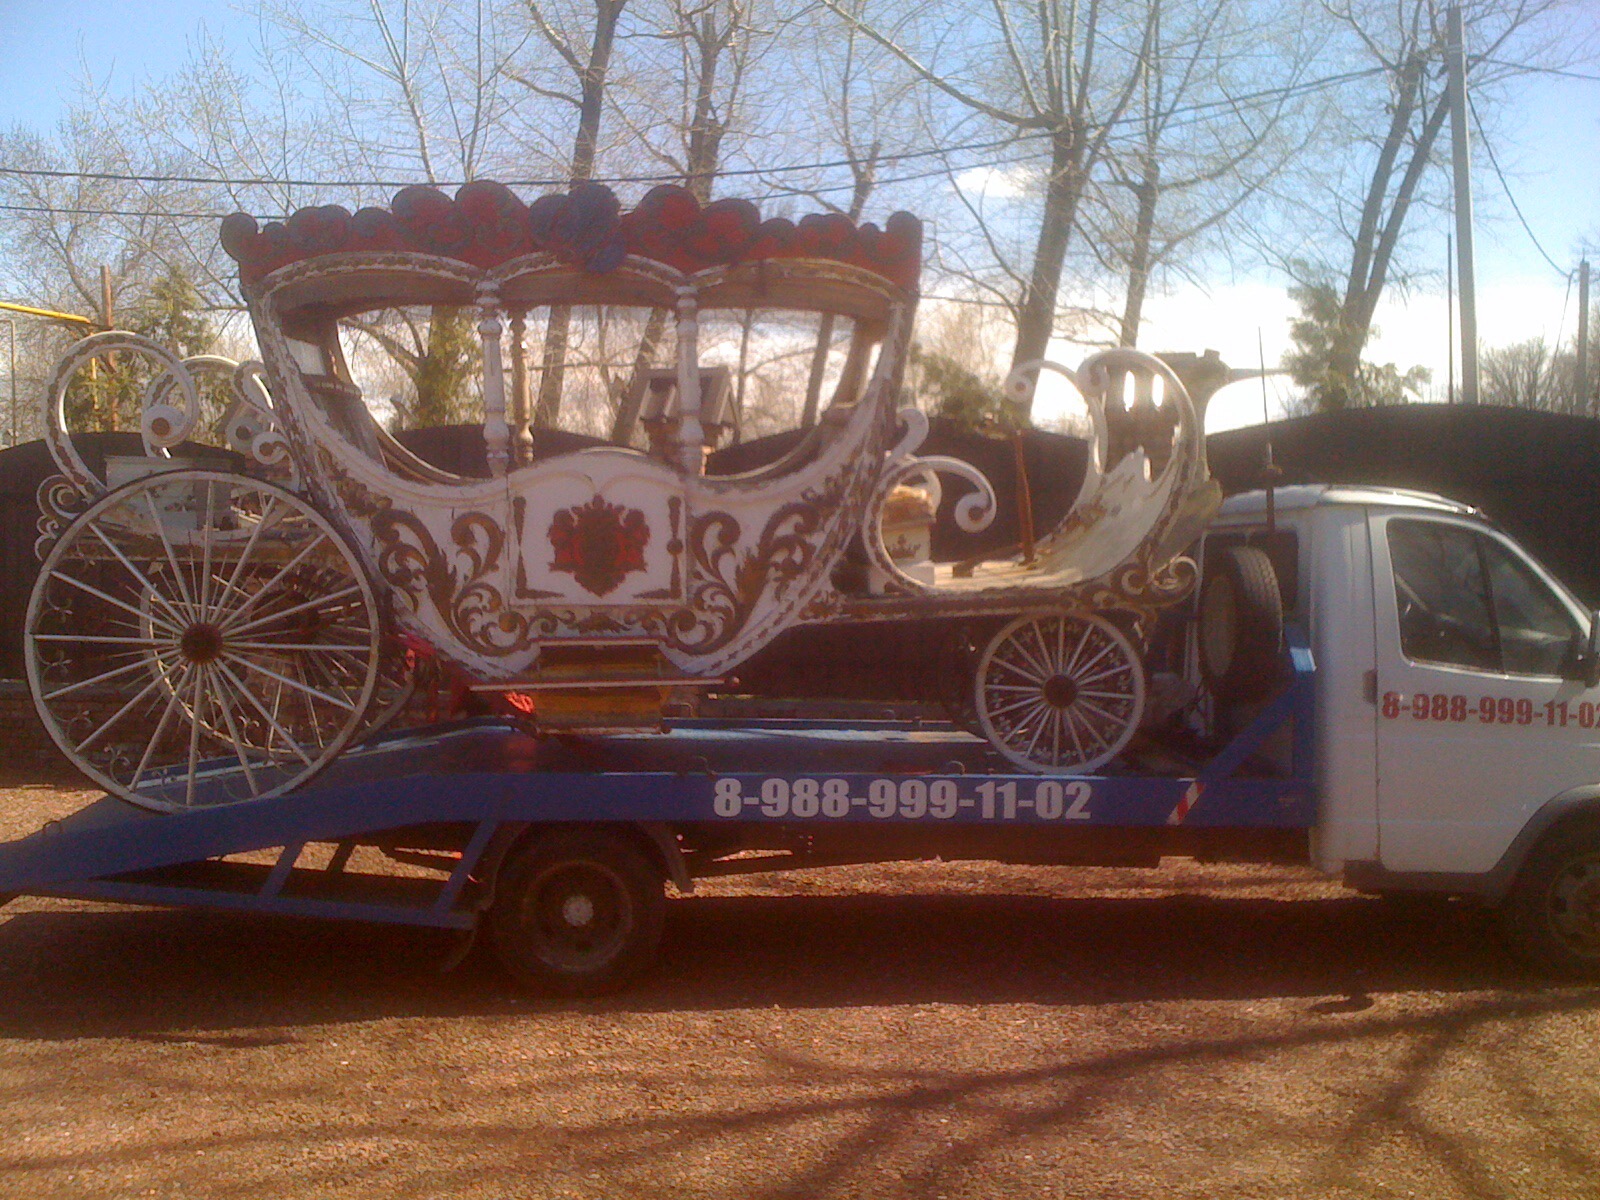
[1198,545,1283,704]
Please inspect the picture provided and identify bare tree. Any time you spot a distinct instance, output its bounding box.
[1287,0,1578,408]
[1082,0,1317,347]
[262,0,531,423]
[605,0,789,444]
[511,0,629,432]
[768,0,920,428]
[821,0,1155,409]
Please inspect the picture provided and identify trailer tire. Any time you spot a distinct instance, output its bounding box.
[489,828,666,996]
[1198,545,1283,705]
[1497,818,1600,980]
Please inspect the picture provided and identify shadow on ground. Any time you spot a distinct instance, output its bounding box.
[0,884,1546,1040]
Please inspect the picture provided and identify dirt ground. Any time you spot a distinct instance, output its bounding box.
[0,771,1596,1200]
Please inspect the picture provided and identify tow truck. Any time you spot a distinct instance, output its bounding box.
[2,483,1597,993]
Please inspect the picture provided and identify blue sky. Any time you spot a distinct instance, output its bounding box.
[1,0,1596,425]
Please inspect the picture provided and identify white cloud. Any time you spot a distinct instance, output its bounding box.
[953,165,1035,201]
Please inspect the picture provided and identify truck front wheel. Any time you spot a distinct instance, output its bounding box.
[1498,820,1600,980]
[489,828,667,995]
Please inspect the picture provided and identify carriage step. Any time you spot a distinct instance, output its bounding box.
[469,641,715,729]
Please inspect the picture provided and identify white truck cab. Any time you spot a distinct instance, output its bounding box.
[1204,484,1600,974]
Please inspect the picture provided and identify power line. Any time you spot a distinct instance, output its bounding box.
[0,202,251,220]
[1465,93,1568,278]
[0,65,1387,195]
[1480,59,1600,83]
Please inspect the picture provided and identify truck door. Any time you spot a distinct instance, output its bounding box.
[1372,512,1600,874]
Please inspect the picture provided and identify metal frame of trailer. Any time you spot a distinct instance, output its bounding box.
[0,644,1314,935]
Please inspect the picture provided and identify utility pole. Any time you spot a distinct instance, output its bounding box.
[3,318,15,447]
[1446,5,1480,405]
[1578,260,1591,415]
[1447,233,1455,403]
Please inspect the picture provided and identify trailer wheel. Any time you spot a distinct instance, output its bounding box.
[1198,545,1283,704]
[489,829,666,995]
[1498,820,1600,980]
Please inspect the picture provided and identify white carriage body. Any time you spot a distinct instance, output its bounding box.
[226,184,920,682]
[28,181,1221,806]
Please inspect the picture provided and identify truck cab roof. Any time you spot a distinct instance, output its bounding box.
[1216,483,1480,521]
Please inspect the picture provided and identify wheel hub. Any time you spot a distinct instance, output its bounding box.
[562,893,597,928]
[1042,674,1079,708]
[1552,860,1600,951]
[179,622,225,664]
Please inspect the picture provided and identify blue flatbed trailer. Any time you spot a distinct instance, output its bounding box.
[0,649,1313,993]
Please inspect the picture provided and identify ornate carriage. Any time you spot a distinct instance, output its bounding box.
[25,181,1215,810]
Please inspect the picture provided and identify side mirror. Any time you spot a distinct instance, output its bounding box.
[1571,610,1600,689]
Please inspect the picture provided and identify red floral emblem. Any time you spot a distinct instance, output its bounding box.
[547,496,650,596]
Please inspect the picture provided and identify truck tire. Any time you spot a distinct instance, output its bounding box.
[1497,819,1600,980]
[1198,545,1283,704]
[489,828,667,995]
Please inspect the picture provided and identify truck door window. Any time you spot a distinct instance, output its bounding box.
[1388,521,1498,671]
[1388,518,1578,677]
[1482,539,1579,675]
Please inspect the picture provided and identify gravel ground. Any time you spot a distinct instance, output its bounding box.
[0,771,1596,1200]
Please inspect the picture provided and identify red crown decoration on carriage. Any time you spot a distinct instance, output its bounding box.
[221,180,922,289]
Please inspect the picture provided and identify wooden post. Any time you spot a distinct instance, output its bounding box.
[477,284,510,477]
[509,312,533,465]
[675,286,704,475]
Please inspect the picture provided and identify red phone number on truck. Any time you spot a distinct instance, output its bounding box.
[1381,692,1600,729]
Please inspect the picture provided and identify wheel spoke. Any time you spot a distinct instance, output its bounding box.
[1009,625,1052,680]
[212,659,315,766]
[985,692,1046,720]
[32,633,168,646]
[1077,695,1132,728]
[1061,706,1101,755]
[1022,708,1049,760]
[990,654,1046,685]
[1028,620,1060,676]
[84,520,188,631]
[49,570,181,633]
[43,650,179,702]
[197,481,217,622]
[208,495,282,619]
[1076,660,1132,688]
[207,666,261,795]
[1073,701,1120,749]
[1067,639,1118,686]
[224,641,375,654]
[1062,705,1087,764]
[213,533,329,632]
[132,666,189,788]
[75,670,167,755]
[141,490,199,619]
[185,663,206,808]
[222,651,358,711]
[223,584,364,640]
[1061,621,1094,676]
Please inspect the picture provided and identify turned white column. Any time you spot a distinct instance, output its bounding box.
[509,311,533,465]
[477,282,510,477]
[674,285,704,475]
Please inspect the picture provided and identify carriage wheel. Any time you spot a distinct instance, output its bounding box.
[25,469,381,810]
[974,611,1145,774]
